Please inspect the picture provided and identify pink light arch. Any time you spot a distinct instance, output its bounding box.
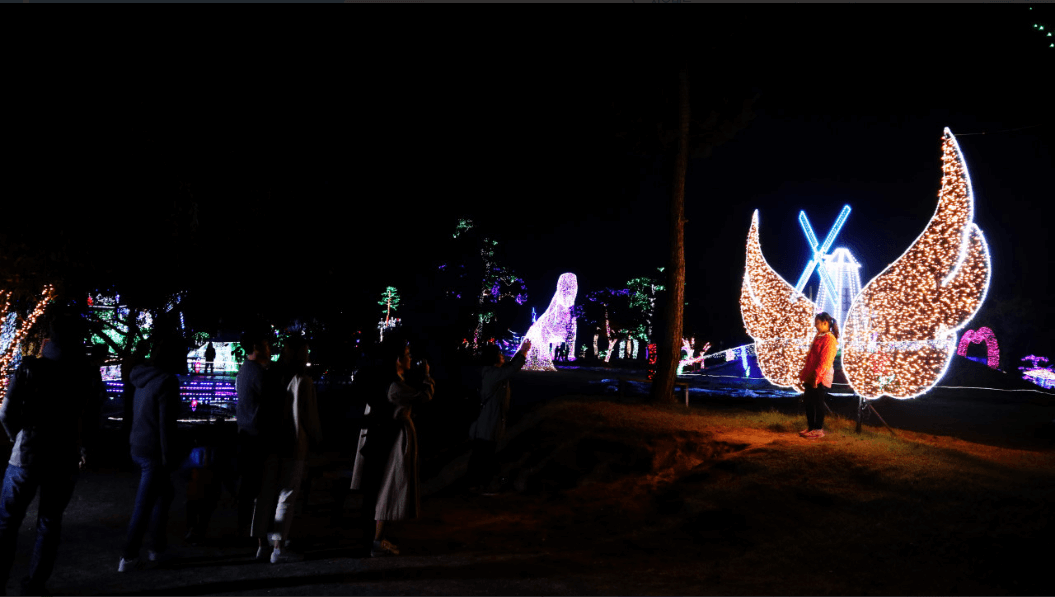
[957,326,999,369]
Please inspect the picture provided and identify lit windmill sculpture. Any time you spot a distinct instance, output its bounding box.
[815,248,863,327]
[792,205,851,305]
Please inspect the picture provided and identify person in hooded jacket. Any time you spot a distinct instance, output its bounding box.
[0,314,100,596]
[117,335,187,572]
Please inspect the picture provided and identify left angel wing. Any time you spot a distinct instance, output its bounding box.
[740,210,817,391]
[842,128,991,399]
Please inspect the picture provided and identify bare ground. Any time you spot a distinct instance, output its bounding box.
[3,366,1054,595]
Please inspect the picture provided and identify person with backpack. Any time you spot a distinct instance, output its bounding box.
[0,315,101,595]
[466,339,531,495]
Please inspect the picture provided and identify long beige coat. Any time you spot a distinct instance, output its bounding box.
[351,374,434,521]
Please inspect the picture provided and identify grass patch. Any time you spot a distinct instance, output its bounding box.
[460,395,1055,594]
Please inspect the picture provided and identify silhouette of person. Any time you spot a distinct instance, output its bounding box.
[204,342,216,375]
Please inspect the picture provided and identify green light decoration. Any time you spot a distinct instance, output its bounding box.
[378,286,401,342]
[86,295,155,364]
[453,218,474,239]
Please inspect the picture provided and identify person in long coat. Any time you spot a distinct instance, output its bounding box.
[253,336,323,563]
[466,339,530,494]
[350,335,434,557]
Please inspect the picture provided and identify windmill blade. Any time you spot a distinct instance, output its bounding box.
[843,129,991,399]
[740,210,817,391]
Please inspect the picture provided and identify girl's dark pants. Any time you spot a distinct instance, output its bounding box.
[803,384,830,431]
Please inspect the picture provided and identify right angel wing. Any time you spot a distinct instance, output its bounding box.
[842,128,991,399]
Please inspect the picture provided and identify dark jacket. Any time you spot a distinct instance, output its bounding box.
[236,359,268,436]
[468,352,526,442]
[128,363,181,467]
[0,341,100,469]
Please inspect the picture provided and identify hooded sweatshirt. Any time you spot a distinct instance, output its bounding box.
[128,362,181,467]
[1,340,98,469]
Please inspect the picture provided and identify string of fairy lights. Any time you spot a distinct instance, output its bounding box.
[0,285,56,393]
[1030,7,1053,48]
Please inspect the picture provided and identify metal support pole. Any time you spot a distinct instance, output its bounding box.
[867,401,897,436]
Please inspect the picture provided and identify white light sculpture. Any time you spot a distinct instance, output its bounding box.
[740,211,818,392]
[815,247,863,326]
[842,128,991,399]
[522,273,578,371]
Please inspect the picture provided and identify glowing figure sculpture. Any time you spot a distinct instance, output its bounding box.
[793,205,852,300]
[842,128,991,399]
[815,247,863,326]
[522,273,578,371]
[740,211,818,392]
[956,327,999,369]
[1019,356,1055,390]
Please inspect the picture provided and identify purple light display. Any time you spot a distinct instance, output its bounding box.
[1019,355,1055,390]
[956,326,1000,369]
[522,273,578,371]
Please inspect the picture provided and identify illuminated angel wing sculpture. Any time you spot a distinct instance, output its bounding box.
[522,273,578,371]
[740,212,817,392]
[842,128,991,399]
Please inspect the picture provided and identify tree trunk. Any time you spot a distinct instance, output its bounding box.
[651,68,690,405]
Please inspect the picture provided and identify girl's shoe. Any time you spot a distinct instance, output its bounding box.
[371,539,400,557]
[805,429,825,438]
[117,557,138,572]
[799,429,812,436]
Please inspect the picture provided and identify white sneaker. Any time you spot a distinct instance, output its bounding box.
[255,545,271,560]
[146,549,164,562]
[117,557,138,572]
[270,547,305,564]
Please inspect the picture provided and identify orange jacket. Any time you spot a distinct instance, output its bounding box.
[799,332,839,388]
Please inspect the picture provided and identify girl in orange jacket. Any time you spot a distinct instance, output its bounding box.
[798,312,840,438]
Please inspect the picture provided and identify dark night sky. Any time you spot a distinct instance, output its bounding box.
[18,6,1054,361]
